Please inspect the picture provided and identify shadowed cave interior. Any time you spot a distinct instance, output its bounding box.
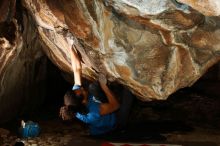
[1,58,220,146]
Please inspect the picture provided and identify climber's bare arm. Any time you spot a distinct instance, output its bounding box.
[99,75,120,115]
[70,47,81,85]
[67,37,82,86]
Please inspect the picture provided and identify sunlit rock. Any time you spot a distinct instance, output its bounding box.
[20,0,220,101]
[179,0,220,16]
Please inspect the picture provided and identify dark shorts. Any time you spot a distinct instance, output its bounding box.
[89,82,134,130]
[88,82,108,103]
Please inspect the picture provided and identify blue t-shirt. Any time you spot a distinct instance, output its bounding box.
[75,95,116,135]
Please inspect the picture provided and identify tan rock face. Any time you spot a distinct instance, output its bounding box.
[20,0,220,101]
[0,0,220,120]
[0,2,47,123]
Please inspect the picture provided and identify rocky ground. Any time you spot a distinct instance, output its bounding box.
[0,118,85,146]
[1,89,220,146]
[1,119,220,146]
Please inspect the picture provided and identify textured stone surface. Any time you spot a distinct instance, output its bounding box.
[0,0,16,23]
[179,0,220,16]
[21,0,220,101]
[0,2,47,123]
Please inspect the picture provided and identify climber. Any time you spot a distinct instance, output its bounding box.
[59,35,123,135]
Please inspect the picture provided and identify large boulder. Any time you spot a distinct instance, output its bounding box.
[21,0,220,101]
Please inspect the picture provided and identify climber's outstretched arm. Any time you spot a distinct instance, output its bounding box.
[67,37,82,86]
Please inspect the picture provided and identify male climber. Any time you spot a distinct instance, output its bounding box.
[59,35,121,135]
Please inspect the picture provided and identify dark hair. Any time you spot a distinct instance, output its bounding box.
[64,90,87,114]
